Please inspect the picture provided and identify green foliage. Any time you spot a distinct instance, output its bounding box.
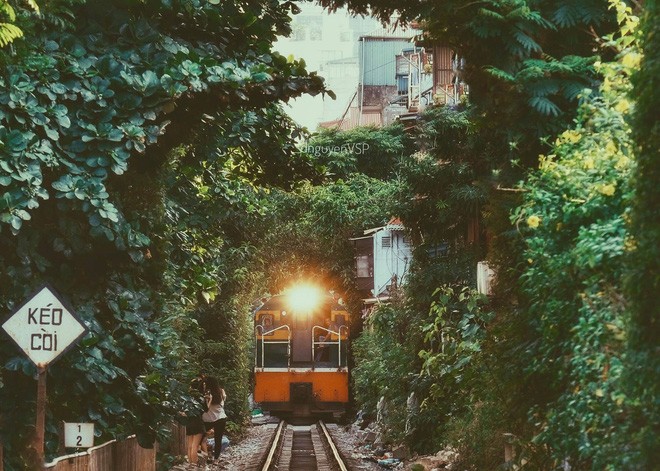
[0,0,327,468]
[0,0,326,240]
[419,287,492,391]
[161,108,306,430]
[352,282,500,458]
[414,287,495,452]
[628,0,660,466]
[251,174,401,294]
[0,2,653,471]
[396,105,494,248]
[317,0,614,168]
[0,22,23,46]
[346,104,498,458]
[342,2,646,468]
[0,0,39,47]
[163,106,309,306]
[352,300,419,440]
[301,124,412,180]
[443,401,507,470]
[512,6,642,465]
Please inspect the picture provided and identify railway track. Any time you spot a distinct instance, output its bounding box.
[261,420,349,471]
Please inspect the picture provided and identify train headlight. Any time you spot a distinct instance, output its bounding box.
[287,284,322,313]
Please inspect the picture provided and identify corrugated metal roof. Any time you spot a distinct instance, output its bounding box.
[363,226,385,235]
[337,107,381,130]
[357,218,405,236]
[386,217,405,231]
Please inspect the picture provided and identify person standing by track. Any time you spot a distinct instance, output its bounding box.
[184,375,208,468]
[202,376,227,464]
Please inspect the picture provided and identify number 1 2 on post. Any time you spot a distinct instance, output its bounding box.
[64,423,94,449]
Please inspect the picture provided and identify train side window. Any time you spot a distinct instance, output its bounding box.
[260,314,274,334]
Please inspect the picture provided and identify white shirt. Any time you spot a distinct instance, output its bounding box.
[202,391,227,422]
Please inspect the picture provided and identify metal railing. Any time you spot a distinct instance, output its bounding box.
[311,325,348,367]
[255,324,291,368]
[434,83,468,106]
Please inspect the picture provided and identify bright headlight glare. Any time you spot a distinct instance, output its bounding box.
[287,284,322,313]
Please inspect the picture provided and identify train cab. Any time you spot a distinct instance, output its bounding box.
[253,286,349,417]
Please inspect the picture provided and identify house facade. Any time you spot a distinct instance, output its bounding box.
[350,218,412,303]
[321,25,467,130]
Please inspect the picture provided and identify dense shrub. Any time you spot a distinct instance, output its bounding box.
[514,5,641,466]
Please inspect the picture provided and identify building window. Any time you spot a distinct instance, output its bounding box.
[356,255,371,278]
[310,28,322,41]
[292,23,306,41]
[396,55,410,75]
[381,235,392,248]
[427,242,449,258]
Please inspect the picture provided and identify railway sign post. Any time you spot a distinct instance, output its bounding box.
[1,285,87,467]
[64,423,94,449]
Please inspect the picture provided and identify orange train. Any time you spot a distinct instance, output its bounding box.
[253,288,350,417]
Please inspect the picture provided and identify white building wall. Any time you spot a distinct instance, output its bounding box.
[372,229,411,296]
[273,5,381,128]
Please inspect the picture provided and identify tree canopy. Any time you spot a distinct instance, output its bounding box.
[0,0,329,468]
[1,1,657,470]
[0,0,327,239]
[316,0,615,168]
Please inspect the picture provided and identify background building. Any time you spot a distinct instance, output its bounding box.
[274,5,381,129]
[350,217,412,305]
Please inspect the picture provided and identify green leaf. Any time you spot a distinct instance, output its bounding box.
[0,23,23,47]
[44,126,59,140]
[528,96,561,116]
[10,215,22,230]
[107,128,123,141]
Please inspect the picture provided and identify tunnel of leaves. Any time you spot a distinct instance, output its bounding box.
[1,0,658,470]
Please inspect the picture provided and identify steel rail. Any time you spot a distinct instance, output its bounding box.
[262,420,350,471]
[318,421,349,471]
[261,420,284,471]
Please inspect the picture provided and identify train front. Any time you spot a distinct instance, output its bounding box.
[253,285,349,418]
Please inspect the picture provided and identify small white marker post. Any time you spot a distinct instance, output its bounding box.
[2,285,87,468]
[64,423,94,449]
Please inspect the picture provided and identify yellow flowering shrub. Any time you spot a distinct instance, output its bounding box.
[526,215,541,228]
[599,183,617,196]
[511,1,640,467]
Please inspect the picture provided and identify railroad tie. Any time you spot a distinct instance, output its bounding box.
[289,428,317,470]
[278,428,294,469]
[311,424,332,471]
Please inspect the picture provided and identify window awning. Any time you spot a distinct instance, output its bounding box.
[348,235,374,241]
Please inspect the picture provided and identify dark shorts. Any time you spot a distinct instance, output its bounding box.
[185,416,205,435]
